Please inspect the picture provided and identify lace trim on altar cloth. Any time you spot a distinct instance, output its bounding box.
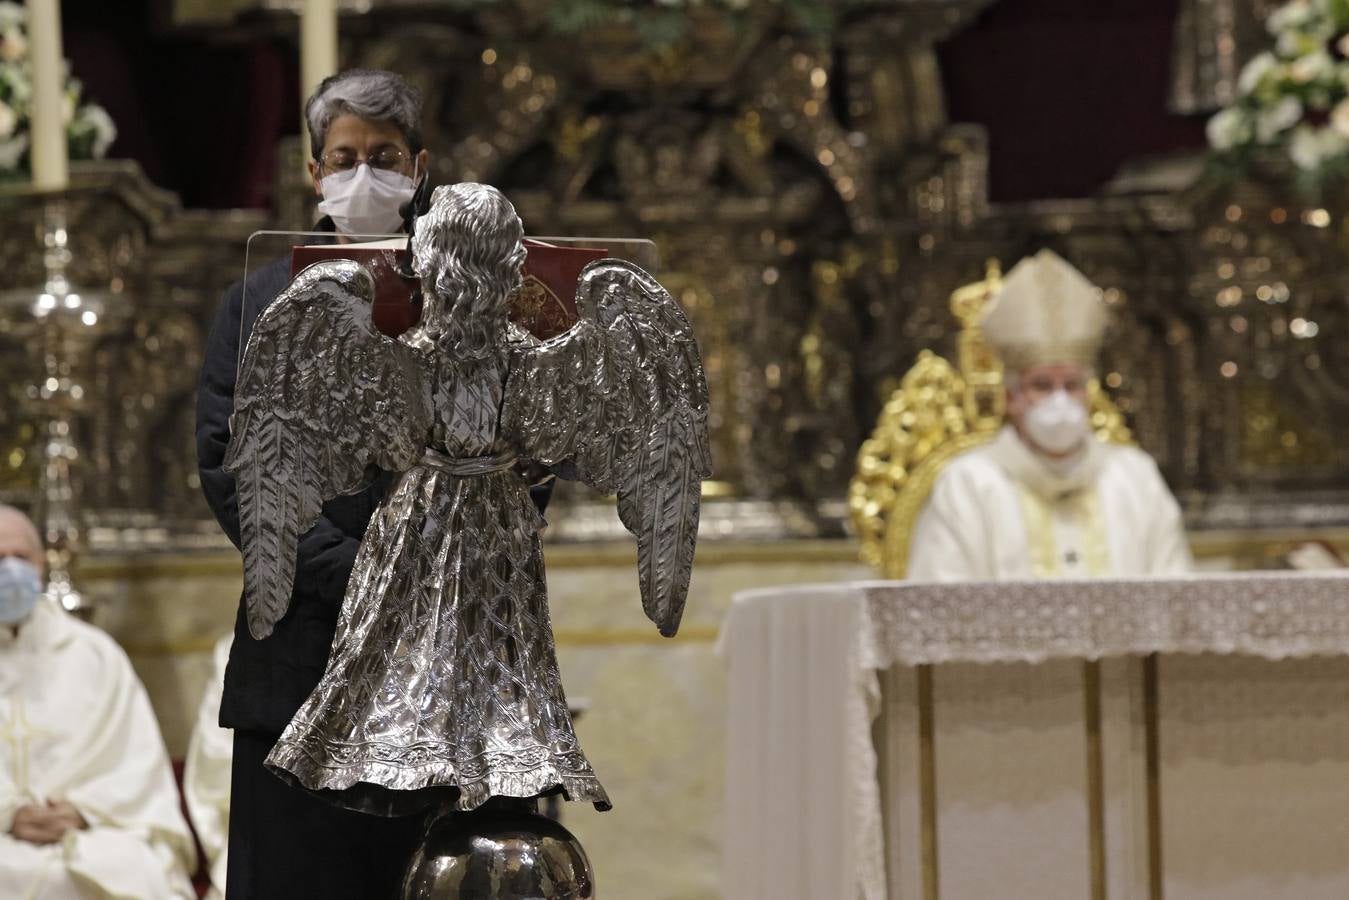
[265,735,612,817]
[851,595,887,900]
[860,571,1349,667]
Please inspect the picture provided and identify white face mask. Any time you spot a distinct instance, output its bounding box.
[1023,389,1090,456]
[316,163,417,236]
[0,557,42,625]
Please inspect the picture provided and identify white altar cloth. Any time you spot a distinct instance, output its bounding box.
[720,572,1349,900]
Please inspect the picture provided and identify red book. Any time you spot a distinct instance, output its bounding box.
[290,238,608,340]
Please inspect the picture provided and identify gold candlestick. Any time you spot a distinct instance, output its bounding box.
[1,199,117,614]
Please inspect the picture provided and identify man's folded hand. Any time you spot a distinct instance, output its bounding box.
[9,800,87,844]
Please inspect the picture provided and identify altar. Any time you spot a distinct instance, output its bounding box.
[721,573,1349,900]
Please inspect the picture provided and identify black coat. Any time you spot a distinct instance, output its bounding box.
[195,230,552,735]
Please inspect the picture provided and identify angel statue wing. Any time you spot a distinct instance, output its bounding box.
[501,259,712,638]
[223,259,434,638]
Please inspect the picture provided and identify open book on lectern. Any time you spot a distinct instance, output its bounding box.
[237,230,661,357]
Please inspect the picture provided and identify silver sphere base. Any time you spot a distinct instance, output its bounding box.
[400,798,595,899]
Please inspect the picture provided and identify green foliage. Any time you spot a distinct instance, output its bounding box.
[781,0,836,35]
[468,0,854,47]
[546,0,615,35]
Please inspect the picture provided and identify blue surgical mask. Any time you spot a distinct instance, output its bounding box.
[0,557,42,625]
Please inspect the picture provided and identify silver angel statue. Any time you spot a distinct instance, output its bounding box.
[223,183,711,816]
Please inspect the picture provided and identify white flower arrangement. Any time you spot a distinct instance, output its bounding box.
[1208,0,1349,179]
[0,1,116,177]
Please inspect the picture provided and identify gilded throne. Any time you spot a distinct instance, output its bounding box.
[849,260,1134,578]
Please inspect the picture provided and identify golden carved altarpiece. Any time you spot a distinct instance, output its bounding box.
[0,1,1346,563]
[0,7,1344,897]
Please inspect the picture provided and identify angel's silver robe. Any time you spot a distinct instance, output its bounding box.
[265,350,609,816]
[228,186,708,817]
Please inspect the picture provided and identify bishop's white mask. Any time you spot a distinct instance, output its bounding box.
[1024,389,1090,456]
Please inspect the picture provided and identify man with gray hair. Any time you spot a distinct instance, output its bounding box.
[196,69,434,898]
[0,505,196,898]
[302,68,428,236]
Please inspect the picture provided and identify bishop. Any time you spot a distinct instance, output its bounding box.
[908,249,1191,581]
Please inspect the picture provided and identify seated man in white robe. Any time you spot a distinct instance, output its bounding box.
[909,248,1191,580]
[0,505,196,899]
[183,632,233,900]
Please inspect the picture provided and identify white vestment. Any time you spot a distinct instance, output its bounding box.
[183,634,233,900]
[909,425,1192,580]
[0,598,196,900]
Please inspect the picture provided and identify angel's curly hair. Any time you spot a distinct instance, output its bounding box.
[411,182,526,359]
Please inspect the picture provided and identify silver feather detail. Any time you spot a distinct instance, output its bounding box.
[223,259,433,638]
[224,185,710,816]
[501,259,712,637]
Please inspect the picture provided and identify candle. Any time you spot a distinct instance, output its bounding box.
[301,0,338,116]
[300,0,337,176]
[26,0,67,190]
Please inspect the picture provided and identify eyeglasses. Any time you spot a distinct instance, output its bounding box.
[317,146,411,174]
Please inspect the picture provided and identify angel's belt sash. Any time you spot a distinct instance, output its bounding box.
[419,447,518,477]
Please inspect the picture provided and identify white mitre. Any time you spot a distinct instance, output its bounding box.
[980,249,1108,372]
